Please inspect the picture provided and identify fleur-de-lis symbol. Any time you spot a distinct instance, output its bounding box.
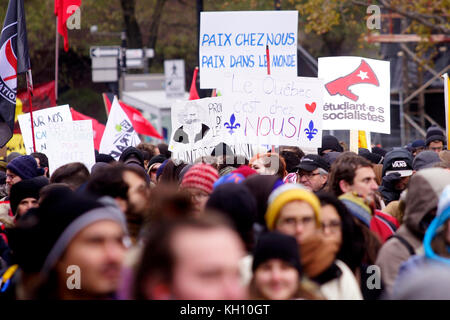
[224,113,240,135]
[304,120,318,141]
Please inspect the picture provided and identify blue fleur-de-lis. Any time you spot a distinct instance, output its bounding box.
[304,120,318,141]
[224,113,240,135]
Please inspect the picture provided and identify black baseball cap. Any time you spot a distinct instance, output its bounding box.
[296,154,330,172]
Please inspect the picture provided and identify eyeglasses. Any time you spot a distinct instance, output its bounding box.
[321,220,342,233]
[278,216,315,229]
[298,171,320,179]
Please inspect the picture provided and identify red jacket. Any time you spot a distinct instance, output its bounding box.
[370,210,400,243]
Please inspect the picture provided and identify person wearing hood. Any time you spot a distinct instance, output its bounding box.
[317,135,344,156]
[391,185,450,298]
[375,167,450,295]
[378,148,414,205]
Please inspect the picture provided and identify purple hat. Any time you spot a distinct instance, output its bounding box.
[6,155,44,180]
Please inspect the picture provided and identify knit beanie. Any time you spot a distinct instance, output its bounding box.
[6,155,44,180]
[213,172,245,189]
[232,165,258,178]
[8,190,127,274]
[206,183,256,247]
[265,184,321,230]
[252,232,302,274]
[318,135,343,156]
[242,175,283,226]
[9,176,49,215]
[180,163,219,195]
[425,125,446,146]
[6,152,21,163]
[413,150,441,171]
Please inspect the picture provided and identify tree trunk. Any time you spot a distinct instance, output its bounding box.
[120,0,143,49]
[147,0,168,69]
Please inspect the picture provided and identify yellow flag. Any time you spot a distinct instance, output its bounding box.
[358,130,367,149]
[6,134,26,155]
[444,73,449,150]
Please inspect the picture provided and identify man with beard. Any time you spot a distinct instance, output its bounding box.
[172,102,210,146]
[85,163,150,244]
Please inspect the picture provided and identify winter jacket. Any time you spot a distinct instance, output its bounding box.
[314,260,363,300]
[375,168,450,295]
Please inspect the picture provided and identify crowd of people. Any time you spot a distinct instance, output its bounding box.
[0,124,449,300]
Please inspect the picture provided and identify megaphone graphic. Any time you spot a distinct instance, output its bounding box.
[325,60,379,101]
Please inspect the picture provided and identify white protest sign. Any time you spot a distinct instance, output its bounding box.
[99,96,141,159]
[169,97,254,163]
[18,105,73,154]
[46,120,96,175]
[318,56,390,133]
[221,74,324,148]
[199,11,298,89]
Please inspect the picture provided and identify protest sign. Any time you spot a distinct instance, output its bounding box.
[169,74,324,162]
[169,97,253,163]
[199,11,298,89]
[221,74,324,148]
[318,57,390,134]
[17,105,73,154]
[46,120,96,175]
[99,96,141,159]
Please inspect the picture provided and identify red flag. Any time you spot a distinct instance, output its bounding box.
[189,67,200,100]
[70,108,105,150]
[102,93,163,139]
[54,0,81,52]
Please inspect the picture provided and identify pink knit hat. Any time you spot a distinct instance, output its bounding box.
[180,163,219,194]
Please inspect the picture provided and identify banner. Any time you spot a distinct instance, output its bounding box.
[17,105,72,154]
[46,120,95,175]
[318,56,390,134]
[221,74,324,148]
[99,97,141,159]
[0,0,31,147]
[199,11,298,89]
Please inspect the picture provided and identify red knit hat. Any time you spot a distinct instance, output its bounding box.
[232,165,258,178]
[180,163,219,194]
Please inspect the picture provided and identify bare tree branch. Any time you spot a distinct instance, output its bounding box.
[351,0,450,34]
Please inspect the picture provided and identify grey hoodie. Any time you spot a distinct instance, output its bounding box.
[375,168,450,295]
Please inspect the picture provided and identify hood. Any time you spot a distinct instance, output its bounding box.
[404,168,450,237]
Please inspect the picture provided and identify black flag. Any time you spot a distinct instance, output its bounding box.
[0,0,30,147]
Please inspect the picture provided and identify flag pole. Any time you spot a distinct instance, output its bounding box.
[26,70,36,153]
[55,17,59,102]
